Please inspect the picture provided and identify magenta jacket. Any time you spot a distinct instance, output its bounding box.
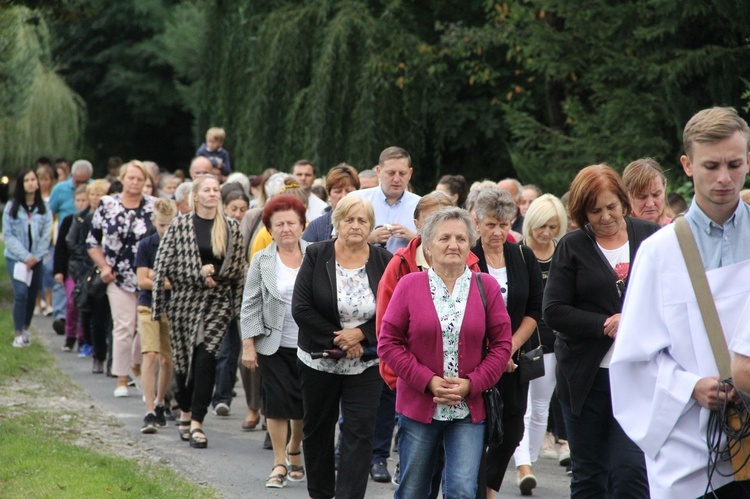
[378,272,512,424]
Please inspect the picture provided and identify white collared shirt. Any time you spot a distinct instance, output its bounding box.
[350,186,420,253]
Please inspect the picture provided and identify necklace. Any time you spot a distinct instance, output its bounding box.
[485,250,504,269]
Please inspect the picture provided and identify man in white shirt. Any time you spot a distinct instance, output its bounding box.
[292,160,328,222]
[350,147,420,254]
[610,107,750,499]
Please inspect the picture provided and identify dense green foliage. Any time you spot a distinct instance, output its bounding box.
[0,7,85,172]
[50,0,194,174]
[4,0,750,192]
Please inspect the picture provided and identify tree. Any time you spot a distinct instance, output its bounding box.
[486,0,750,193]
[186,0,517,192]
[51,0,194,173]
[0,6,86,173]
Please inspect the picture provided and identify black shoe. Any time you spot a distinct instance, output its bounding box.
[53,318,66,335]
[164,406,176,421]
[61,337,75,352]
[370,462,391,483]
[141,413,157,434]
[92,359,104,374]
[263,431,273,450]
[154,405,167,427]
[566,464,572,476]
[392,462,400,485]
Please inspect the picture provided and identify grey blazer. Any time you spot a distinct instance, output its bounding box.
[240,240,310,356]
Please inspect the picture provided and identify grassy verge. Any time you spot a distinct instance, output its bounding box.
[0,243,216,498]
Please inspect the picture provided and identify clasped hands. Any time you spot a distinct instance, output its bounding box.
[333,328,364,359]
[428,376,471,406]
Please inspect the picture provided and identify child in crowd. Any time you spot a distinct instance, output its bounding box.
[196,127,232,178]
[54,185,90,353]
[160,174,181,198]
[135,198,178,433]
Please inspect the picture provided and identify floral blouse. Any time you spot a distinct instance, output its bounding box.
[297,262,379,375]
[429,266,471,421]
[86,194,155,292]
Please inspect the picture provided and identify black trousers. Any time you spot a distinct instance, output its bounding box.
[299,363,381,499]
[174,343,217,424]
[485,371,529,491]
[84,294,111,362]
[371,379,396,464]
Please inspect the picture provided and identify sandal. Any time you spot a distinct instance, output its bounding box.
[285,446,305,482]
[177,420,191,442]
[189,428,208,449]
[265,463,287,488]
[241,419,259,431]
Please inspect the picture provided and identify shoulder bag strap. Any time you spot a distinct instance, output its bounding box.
[516,244,542,351]
[475,272,490,359]
[674,216,731,379]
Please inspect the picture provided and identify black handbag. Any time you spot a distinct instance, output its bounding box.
[515,242,545,384]
[73,266,108,312]
[517,329,545,384]
[482,385,504,448]
[475,273,504,447]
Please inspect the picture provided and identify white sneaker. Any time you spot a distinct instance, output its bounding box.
[213,402,230,416]
[12,336,25,348]
[21,329,31,345]
[43,306,54,317]
[114,386,129,398]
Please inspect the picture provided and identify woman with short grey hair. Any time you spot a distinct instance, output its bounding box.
[471,189,544,497]
[420,207,478,251]
[379,206,511,498]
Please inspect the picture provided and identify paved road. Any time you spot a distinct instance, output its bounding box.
[36,315,569,498]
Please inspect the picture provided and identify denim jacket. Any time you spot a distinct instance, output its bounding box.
[2,201,53,263]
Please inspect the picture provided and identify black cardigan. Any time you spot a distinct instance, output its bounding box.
[543,217,660,415]
[292,240,393,355]
[472,239,544,334]
[472,239,544,415]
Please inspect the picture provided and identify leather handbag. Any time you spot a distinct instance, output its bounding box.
[515,242,546,384]
[674,216,750,481]
[73,266,107,312]
[517,329,545,384]
[475,272,504,447]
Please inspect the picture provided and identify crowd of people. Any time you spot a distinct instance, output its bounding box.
[4,108,750,499]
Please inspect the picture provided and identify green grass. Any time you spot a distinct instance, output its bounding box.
[0,243,217,498]
[0,411,212,498]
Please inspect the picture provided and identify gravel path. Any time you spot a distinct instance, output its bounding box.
[24,314,570,498]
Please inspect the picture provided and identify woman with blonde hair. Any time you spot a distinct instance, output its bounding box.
[293,195,392,498]
[513,194,569,494]
[152,175,246,448]
[87,160,156,397]
[622,158,670,227]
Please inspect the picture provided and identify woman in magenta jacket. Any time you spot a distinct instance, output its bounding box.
[379,207,512,498]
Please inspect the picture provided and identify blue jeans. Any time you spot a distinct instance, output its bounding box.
[559,368,648,499]
[7,257,44,333]
[212,319,240,407]
[396,414,484,499]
